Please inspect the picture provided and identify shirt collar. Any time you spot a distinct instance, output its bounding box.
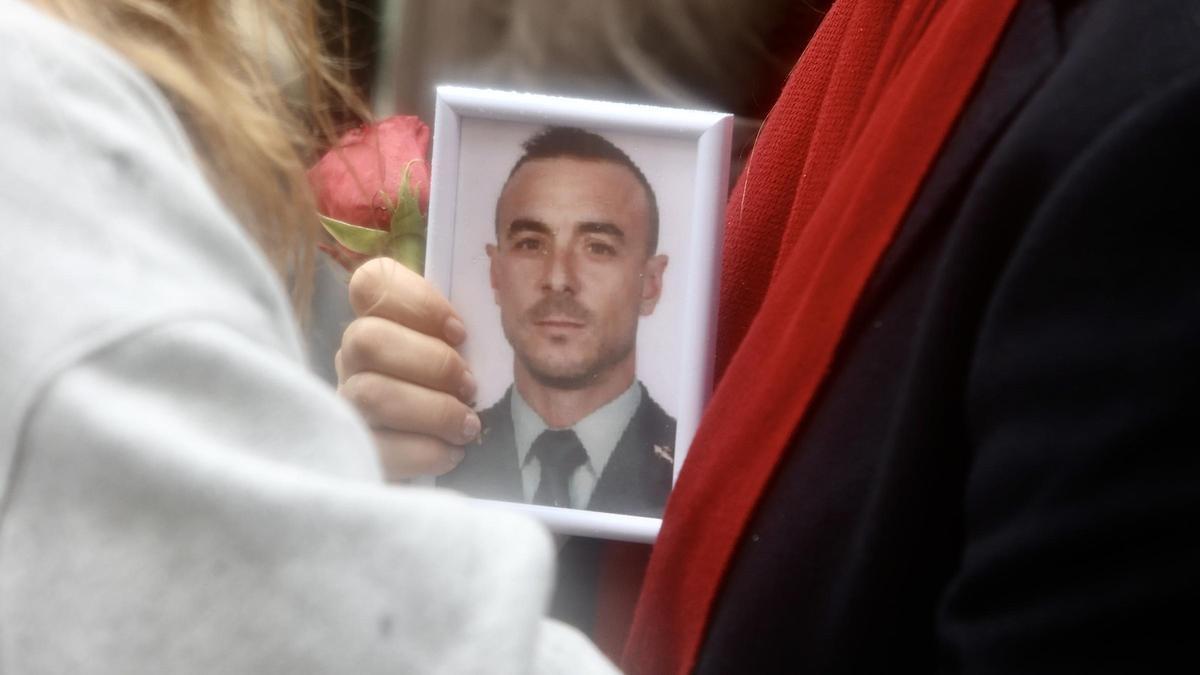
[512,382,642,478]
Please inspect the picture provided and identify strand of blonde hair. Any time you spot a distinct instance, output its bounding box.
[28,0,370,316]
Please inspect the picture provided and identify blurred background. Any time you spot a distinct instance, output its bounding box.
[303,0,832,382]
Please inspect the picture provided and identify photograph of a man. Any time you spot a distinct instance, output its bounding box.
[439,127,676,518]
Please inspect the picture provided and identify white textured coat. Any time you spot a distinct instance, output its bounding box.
[0,2,615,672]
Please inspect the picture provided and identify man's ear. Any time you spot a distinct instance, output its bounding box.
[638,254,669,316]
[486,243,500,304]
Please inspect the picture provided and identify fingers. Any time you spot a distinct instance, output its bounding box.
[348,257,466,345]
[373,429,466,479]
[341,257,477,482]
[339,316,476,403]
[340,372,481,446]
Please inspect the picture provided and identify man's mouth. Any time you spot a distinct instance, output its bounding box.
[527,293,590,328]
[535,318,586,329]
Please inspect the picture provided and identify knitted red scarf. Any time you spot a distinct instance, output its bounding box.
[619,1,1019,672]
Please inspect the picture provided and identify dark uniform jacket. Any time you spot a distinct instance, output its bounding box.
[438,382,676,633]
[438,381,676,518]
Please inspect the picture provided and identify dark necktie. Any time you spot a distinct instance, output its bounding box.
[528,428,588,508]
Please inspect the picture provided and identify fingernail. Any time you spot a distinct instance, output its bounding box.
[459,370,477,402]
[462,412,481,441]
[437,447,466,475]
[444,317,467,345]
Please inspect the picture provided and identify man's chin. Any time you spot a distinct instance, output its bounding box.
[514,341,634,391]
[518,352,602,391]
[524,364,597,391]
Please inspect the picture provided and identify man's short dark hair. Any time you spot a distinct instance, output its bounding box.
[500,126,660,254]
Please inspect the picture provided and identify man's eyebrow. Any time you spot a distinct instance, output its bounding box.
[577,221,625,240]
[505,218,552,239]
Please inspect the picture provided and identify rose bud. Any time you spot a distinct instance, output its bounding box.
[308,115,432,273]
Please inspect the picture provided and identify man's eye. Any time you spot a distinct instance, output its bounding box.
[586,241,617,257]
[513,238,543,252]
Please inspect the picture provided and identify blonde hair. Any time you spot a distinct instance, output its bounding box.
[29,0,368,310]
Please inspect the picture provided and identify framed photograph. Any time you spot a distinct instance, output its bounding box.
[425,85,732,543]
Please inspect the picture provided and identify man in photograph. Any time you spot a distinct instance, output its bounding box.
[439,126,676,518]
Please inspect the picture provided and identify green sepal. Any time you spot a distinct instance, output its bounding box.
[385,159,427,273]
[387,234,426,273]
[318,214,390,256]
[388,160,426,238]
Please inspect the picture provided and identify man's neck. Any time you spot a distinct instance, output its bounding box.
[514,358,636,429]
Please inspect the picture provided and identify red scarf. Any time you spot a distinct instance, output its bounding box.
[620,1,1019,672]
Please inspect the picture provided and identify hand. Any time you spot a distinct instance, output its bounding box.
[336,258,480,480]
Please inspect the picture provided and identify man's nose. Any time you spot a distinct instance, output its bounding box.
[540,246,578,293]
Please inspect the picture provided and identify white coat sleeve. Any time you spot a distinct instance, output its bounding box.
[0,318,616,675]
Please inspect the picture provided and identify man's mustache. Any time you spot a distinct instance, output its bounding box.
[527,293,591,323]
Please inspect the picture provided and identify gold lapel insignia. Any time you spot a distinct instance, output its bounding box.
[653,444,674,463]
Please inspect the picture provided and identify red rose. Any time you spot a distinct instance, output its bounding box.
[308,115,432,272]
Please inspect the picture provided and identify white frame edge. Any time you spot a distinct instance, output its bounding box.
[425,85,732,544]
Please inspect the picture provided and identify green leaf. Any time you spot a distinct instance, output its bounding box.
[387,234,426,274]
[389,160,426,238]
[318,214,390,255]
[390,209,425,238]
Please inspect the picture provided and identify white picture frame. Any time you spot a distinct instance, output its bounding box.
[425,85,731,543]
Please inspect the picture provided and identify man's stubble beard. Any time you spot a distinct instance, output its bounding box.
[516,336,636,391]
[504,291,638,391]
